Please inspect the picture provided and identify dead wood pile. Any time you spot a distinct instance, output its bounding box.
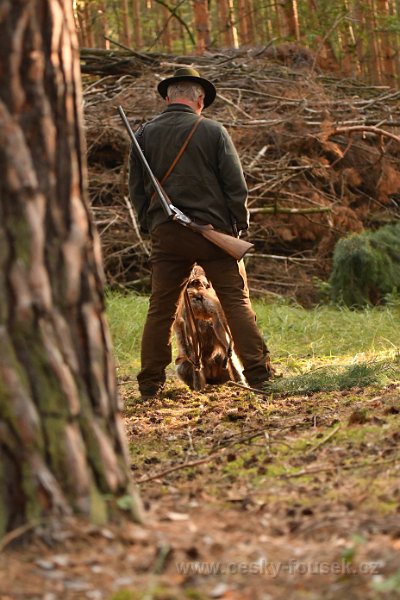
[82,46,400,305]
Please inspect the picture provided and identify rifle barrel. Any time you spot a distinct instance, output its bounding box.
[118,106,173,218]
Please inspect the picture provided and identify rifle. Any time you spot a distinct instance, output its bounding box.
[118,106,254,261]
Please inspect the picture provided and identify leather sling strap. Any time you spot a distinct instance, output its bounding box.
[184,289,203,371]
[150,116,204,200]
[160,116,204,186]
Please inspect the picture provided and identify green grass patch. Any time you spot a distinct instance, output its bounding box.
[255,300,400,363]
[105,291,400,389]
[105,291,148,375]
[264,358,399,395]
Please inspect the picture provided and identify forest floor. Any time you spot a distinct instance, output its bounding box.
[1,375,400,600]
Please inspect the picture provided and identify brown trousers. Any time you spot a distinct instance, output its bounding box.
[137,222,271,393]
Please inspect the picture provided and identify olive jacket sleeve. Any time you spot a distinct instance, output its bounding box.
[216,125,249,232]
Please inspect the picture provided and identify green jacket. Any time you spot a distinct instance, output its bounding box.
[128,104,249,235]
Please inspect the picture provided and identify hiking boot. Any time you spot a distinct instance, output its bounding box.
[138,385,163,401]
[246,377,270,389]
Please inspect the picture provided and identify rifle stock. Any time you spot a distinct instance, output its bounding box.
[118,105,254,261]
[188,223,253,261]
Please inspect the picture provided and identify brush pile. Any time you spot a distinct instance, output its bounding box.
[82,45,400,304]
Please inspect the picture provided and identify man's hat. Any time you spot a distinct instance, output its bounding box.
[157,67,216,108]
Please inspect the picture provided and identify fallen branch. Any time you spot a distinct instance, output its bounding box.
[331,125,400,144]
[248,253,317,263]
[124,195,150,256]
[279,456,399,479]
[248,206,332,214]
[227,380,272,397]
[135,451,224,483]
[0,520,39,552]
[136,426,296,483]
[305,424,341,455]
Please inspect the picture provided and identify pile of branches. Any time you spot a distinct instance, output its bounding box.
[83,45,400,304]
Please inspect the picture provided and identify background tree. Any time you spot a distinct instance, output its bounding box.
[0,0,142,536]
[131,0,143,49]
[279,0,301,41]
[217,0,239,48]
[121,0,132,46]
[71,0,400,84]
[192,0,211,53]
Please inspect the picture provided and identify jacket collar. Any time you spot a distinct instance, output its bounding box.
[162,104,197,115]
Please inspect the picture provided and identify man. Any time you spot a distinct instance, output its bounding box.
[128,67,273,398]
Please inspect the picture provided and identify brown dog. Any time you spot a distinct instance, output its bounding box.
[173,265,244,391]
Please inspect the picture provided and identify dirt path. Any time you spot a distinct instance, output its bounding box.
[1,381,399,599]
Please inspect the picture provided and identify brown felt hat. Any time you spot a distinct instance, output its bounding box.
[157,67,216,108]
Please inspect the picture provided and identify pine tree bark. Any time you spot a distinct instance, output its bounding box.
[341,0,361,77]
[192,0,211,54]
[351,0,366,76]
[365,0,381,83]
[0,0,142,536]
[131,0,143,49]
[83,0,95,47]
[376,0,395,84]
[217,0,232,47]
[97,0,110,49]
[120,0,132,46]
[237,0,250,45]
[279,0,300,41]
[244,0,256,45]
[161,4,173,52]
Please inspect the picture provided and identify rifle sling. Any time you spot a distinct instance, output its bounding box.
[184,288,202,371]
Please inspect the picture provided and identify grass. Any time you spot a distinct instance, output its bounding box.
[257,299,400,363]
[105,291,148,374]
[105,290,400,388]
[264,358,400,395]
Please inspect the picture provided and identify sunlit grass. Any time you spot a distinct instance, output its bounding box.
[105,291,148,375]
[105,291,400,386]
[255,299,400,368]
[264,358,400,395]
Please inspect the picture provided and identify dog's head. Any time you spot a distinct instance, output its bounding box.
[186,265,212,292]
[185,266,218,317]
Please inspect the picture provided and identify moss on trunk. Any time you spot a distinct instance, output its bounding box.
[0,0,142,536]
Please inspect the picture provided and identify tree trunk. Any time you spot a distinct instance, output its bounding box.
[131,0,143,49]
[192,0,211,54]
[274,0,284,38]
[341,0,361,77]
[237,0,250,45]
[162,4,173,52]
[279,0,300,41]
[376,0,396,84]
[120,0,132,47]
[352,0,367,77]
[244,0,256,45]
[365,0,381,83]
[83,0,95,47]
[97,0,110,49]
[227,0,239,49]
[0,0,142,537]
[217,0,230,47]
